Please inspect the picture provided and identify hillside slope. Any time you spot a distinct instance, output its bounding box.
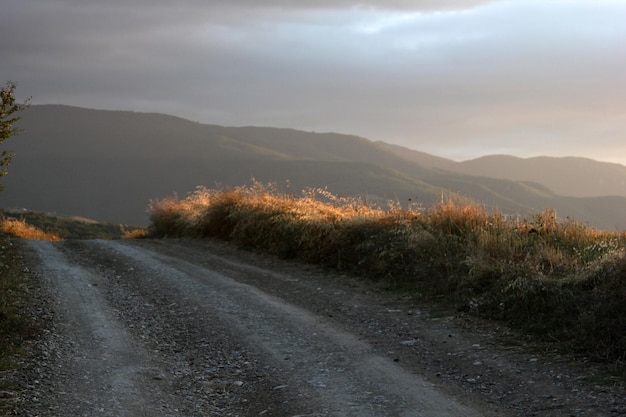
[456,155,626,198]
[376,143,626,198]
[2,105,625,229]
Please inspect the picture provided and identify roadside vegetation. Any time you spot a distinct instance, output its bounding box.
[0,210,145,240]
[0,232,37,407]
[0,216,62,241]
[148,181,626,366]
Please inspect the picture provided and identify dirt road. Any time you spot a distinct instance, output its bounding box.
[11,239,626,416]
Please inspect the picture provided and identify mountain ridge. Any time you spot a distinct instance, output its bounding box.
[455,154,626,198]
[375,144,626,198]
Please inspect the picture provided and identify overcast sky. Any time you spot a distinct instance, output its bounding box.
[2,0,625,165]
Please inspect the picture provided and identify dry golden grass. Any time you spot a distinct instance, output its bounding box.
[121,228,148,239]
[0,218,62,241]
[148,181,626,363]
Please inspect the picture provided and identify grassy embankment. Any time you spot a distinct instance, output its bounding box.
[0,209,145,240]
[148,182,626,366]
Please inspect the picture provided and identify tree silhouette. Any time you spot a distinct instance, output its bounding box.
[0,81,30,191]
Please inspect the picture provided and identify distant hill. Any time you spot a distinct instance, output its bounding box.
[2,105,625,229]
[376,145,626,198]
[455,155,626,198]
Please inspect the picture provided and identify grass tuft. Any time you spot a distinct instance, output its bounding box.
[0,218,62,241]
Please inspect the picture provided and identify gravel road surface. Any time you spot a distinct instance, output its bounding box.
[9,238,626,416]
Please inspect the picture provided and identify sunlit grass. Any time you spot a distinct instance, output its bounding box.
[0,218,62,241]
[148,181,626,364]
[0,210,146,240]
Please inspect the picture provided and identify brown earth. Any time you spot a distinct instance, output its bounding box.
[4,238,626,416]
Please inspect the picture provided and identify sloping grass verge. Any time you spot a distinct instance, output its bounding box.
[0,234,37,410]
[0,236,30,356]
[0,210,145,240]
[0,217,62,241]
[148,182,626,364]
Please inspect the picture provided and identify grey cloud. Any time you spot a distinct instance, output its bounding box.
[65,0,498,11]
[2,0,626,165]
